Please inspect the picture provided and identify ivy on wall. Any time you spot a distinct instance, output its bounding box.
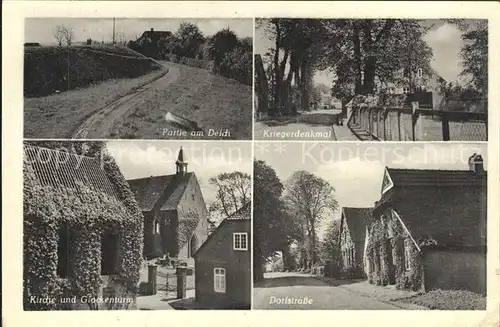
[23,149,144,310]
[366,208,423,291]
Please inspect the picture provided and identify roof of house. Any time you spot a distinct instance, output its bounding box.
[24,145,119,200]
[193,202,251,257]
[376,166,487,248]
[140,30,172,39]
[386,168,487,187]
[227,202,251,220]
[342,207,373,242]
[127,172,193,211]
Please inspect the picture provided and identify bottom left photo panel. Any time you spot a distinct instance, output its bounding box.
[23,140,252,310]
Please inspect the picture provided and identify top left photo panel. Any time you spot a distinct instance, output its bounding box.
[23,18,254,140]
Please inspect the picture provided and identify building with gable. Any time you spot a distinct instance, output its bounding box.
[127,147,208,265]
[193,203,251,309]
[339,207,373,276]
[23,144,144,310]
[365,153,487,294]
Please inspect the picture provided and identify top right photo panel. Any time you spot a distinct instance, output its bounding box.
[254,19,488,142]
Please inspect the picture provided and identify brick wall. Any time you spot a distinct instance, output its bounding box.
[423,249,486,294]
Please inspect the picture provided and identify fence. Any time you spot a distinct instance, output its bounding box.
[347,105,488,141]
[156,269,195,295]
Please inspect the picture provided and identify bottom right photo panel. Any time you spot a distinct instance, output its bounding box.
[253,142,487,310]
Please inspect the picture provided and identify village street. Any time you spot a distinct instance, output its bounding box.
[253,272,424,310]
[254,109,359,141]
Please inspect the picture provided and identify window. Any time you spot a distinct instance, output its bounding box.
[404,245,412,271]
[214,268,226,293]
[233,232,248,251]
[101,232,118,275]
[154,220,160,234]
[403,87,410,95]
[188,235,198,258]
[57,223,71,278]
[417,68,423,78]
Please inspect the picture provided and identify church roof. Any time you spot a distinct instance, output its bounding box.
[127,172,193,211]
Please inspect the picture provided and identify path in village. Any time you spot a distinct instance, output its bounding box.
[253,272,422,310]
[254,109,360,141]
[72,62,181,139]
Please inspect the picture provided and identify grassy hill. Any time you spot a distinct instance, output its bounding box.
[24,45,161,97]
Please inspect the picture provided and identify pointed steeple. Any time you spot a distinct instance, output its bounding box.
[176,146,188,175]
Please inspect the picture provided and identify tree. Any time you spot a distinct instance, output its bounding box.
[324,19,433,99]
[253,160,286,281]
[283,171,338,269]
[255,54,269,114]
[258,19,326,116]
[175,22,205,58]
[208,171,251,225]
[115,32,127,46]
[320,219,341,264]
[53,25,65,46]
[58,25,74,46]
[207,28,238,70]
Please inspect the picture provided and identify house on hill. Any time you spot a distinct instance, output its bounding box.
[193,203,251,309]
[130,28,173,58]
[138,28,173,44]
[23,145,144,310]
[366,153,487,294]
[127,147,208,266]
[339,207,373,276]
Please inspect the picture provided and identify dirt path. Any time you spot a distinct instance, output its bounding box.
[72,64,180,139]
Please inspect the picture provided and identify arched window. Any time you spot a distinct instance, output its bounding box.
[188,234,198,258]
[154,220,160,234]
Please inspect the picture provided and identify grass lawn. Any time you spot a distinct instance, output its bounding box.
[110,63,252,140]
[24,68,168,138]
[403,289,486,310]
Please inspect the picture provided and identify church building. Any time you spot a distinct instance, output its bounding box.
[128,147,209,265]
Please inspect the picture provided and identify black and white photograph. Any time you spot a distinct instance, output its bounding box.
[23,140,251,310]
[23,18,253,140]
[254,19,488,141]
[253,142,487,310]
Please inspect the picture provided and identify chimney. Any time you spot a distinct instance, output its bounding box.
[468,153,485,174]
[150,28,154,38]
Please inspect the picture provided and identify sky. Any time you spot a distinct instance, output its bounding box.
[106,141,252,205]
[25,18,253,45]
[255,19,484,86]
[255,142,488,238]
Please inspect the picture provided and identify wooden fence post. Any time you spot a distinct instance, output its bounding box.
[411,102,419,141]
[442,112,450,141]
[397,111,402,141]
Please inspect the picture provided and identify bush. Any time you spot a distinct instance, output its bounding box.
[216,47,252,86]
[339,266,364,280]
[324,261,342,277]
[24,47,160,97]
